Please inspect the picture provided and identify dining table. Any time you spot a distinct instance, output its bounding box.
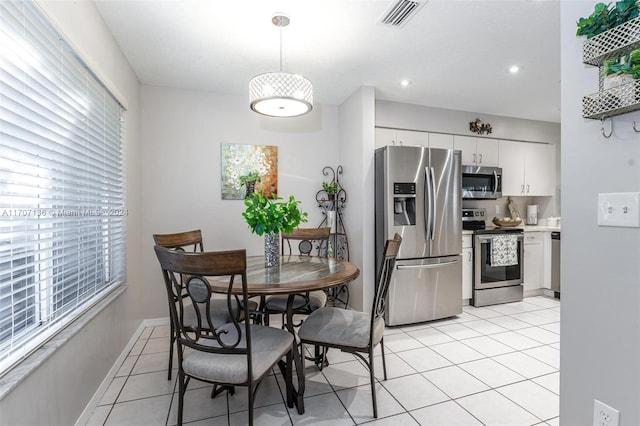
[207,255,360,414]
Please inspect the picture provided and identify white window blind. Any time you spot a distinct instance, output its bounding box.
[0,0,126,373]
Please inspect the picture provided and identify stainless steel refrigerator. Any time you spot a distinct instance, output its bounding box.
[375,146,462,326]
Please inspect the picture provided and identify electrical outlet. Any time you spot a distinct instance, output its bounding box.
[593,399,620,426]
[495,205,500,214]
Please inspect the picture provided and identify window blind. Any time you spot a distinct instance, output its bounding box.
[0,0,126,373]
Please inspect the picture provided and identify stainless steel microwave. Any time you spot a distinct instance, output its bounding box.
[462,165,502,200]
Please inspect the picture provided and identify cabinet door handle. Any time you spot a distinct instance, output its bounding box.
[526,184,530,194]
[521,184,525,194]
[473,153,477,164]
[479,153,483,164]
[467,252,472,261]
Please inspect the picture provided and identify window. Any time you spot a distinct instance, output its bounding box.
[0,1,126,373]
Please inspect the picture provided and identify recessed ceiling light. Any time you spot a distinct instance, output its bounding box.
[508,65,520,74]
[400,79,411,87]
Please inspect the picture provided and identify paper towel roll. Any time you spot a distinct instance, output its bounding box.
[526,205,538,225]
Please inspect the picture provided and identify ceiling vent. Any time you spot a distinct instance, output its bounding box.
[378,0,427,28]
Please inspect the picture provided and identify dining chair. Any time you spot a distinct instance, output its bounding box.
[153,246,294,426]
[261,227,331,326]
[297,233,402,419]
[153,230,241,380]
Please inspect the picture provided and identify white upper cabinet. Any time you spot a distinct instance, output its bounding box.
[375,128,428,149]
[453,135,499,166]
[499,140,554,196]
[428,133,454,150]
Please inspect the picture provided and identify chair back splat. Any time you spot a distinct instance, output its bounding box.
[281,227,331,256]
[154,247,250,356]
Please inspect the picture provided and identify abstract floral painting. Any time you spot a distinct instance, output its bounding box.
[220,143,278,200]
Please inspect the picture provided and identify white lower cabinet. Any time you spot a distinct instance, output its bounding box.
[523,231,544,292]
[462,234,473,301]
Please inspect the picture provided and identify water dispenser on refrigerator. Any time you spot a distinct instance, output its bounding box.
[393,182,416,226]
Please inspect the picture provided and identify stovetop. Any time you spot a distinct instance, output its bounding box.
[474,227,523,235]
[462,208,523,234]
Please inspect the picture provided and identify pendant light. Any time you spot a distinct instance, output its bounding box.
[249,14,313,117]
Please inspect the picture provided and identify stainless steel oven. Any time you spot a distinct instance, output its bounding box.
[472,228,524,307]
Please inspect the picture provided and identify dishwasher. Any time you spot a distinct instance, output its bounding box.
[551,232,560,298]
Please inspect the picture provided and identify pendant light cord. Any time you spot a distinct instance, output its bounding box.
[279,21,283,72]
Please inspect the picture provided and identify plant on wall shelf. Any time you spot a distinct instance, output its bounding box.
[322,181,339,195]
[576,0,639,39]
[604,49,640,79]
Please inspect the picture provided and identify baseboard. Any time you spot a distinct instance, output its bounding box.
[523,289,544,298]
[74,317,169,426]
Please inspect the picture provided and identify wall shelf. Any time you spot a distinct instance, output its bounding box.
[583,80,640,119]
[582,17,640,120]
[583,17,640,65]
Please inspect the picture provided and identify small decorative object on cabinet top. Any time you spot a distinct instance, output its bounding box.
[469,118,492,135]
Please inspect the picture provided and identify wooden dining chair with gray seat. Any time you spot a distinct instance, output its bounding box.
[260,227,331,326]
[297,233,402,419]
[153,230,254,380]
[153,246,294,426]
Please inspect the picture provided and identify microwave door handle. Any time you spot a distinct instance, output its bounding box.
[493,170,498,194]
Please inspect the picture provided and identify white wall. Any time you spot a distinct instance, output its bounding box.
[141,86,341,318]
[561,2,640,425]
[338,87,376,311]
[0,1,143,425]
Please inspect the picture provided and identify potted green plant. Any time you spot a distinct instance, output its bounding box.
[576,0,638,39]
[242,191,308,267]
[603,49,640,102]
[322,181,339,200]
[239,171,261,198]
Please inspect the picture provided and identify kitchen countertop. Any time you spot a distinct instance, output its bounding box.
[523,225,561,232]
[462,225,561,235]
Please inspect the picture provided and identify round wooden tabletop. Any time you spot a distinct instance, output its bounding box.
[207,255,360,296]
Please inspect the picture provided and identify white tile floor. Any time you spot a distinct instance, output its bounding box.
[84,296,560,425]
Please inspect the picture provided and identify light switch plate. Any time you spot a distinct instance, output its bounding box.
[597,192,640,227]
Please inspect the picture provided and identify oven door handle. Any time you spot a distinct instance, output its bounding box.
[396,259,459,270]
[477,234,524,243]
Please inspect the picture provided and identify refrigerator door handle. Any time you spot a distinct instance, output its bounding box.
[424,166,432,241]
[396,259,460,270]
[430,166,436,240]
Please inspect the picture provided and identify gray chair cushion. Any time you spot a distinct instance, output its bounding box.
[264,290,327,312]
[298,307,385,349]
[181,324,293,384]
